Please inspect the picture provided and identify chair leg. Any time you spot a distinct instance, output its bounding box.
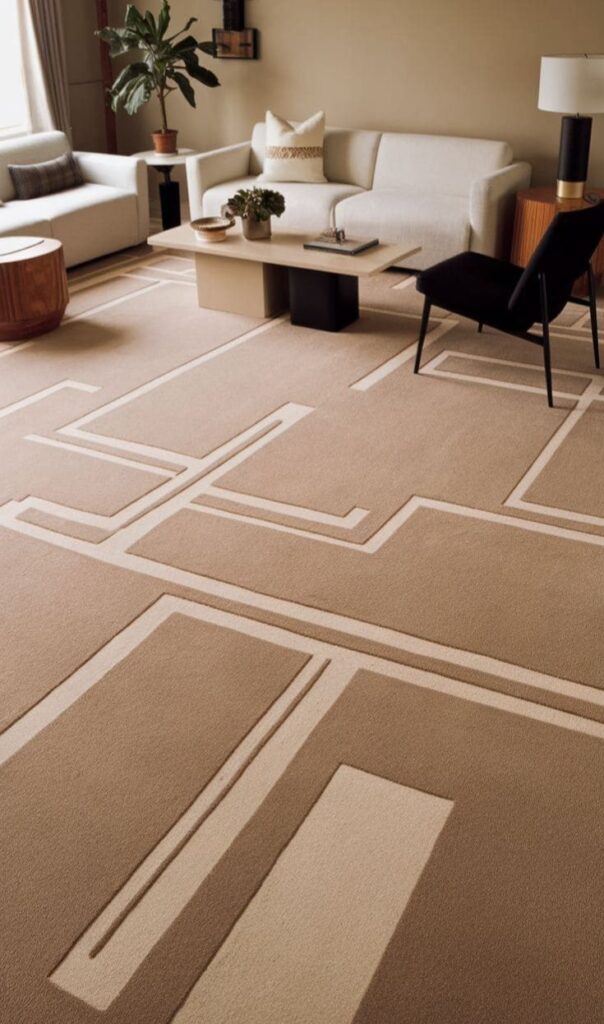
[539,273,554,408]
[588,261,600,370]
[477,322,483,333]
[542,325,554,408]
[414,297,432,374]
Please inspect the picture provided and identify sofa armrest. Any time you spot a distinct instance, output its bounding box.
[74,151,150,241]
[186,142,251,220]
[469,161,532,259]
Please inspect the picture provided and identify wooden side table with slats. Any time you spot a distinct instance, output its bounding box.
[510,186,604,297]
[0,236,68,340]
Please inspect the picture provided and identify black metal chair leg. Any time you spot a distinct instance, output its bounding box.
[542,328,554,408]
[414,297,432,374]
[477,322,483,333]
[539,273,554,407]
[587,261,600,369]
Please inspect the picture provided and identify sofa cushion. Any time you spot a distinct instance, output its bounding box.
[0,131,70,202]
[203,176,364,236]
[372,134,513,196]
[259,110,327,184]
[335,189,471,269]
[250,123,382,189]
[8,183,140,267]
[0,204,52,239]
[9,152,83,201]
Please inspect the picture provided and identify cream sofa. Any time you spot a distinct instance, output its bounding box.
[187,124,531,269]
[0,131,149,267]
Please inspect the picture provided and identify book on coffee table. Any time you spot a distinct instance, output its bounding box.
[303,236,379,256]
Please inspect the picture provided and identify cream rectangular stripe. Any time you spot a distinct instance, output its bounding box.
[172,766,453,1024]
[0,380,98,419]
[351,319,457,392]
[50,657,356,1010]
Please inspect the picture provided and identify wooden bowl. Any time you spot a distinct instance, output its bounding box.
[191,216,235,243]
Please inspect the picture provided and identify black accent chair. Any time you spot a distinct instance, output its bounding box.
[413,201,604,406]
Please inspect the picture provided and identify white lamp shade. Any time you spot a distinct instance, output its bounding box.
[538,55,604,114]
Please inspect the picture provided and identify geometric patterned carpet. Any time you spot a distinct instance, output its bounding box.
[1,248,603,1023]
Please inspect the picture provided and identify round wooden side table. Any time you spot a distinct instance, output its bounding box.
[511,186,604,296]
[0,237,69,340]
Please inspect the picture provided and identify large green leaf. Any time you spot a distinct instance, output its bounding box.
[110,62,150,94]
[168,70,196,107]
[183,62,220,88]
[125,4,151,38]
[182,51,220,88]
[157,1,171,39]
[144,11,158,43]
[198,40,217,57]
[119,74,153,116]
[170,34,201,55]
[96,26,141,57]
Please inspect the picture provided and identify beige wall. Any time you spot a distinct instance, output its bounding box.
[61,0,107,152]
[103,0,604,187]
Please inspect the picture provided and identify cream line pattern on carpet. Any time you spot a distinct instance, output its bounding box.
[423,349,604,524]
[170,766,453,1024]
[0,265,604,715]
[2,254,604,1023]
[28,594,603,1010]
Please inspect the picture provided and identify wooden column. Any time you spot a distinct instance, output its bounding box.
[95,0,117,154]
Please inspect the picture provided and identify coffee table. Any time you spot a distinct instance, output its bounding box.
[147,223,421,331]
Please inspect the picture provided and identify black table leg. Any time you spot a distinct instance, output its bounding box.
[288,267,359,331]
[155,166,181,229]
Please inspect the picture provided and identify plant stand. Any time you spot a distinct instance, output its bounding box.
[134,149,196,230]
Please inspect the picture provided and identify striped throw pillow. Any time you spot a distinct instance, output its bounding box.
[8,152,84,201]
[259,111,326,184]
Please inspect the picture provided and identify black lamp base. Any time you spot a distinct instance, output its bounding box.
[557,115,592,199]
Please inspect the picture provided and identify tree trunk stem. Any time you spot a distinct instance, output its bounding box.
[158,89,168,132]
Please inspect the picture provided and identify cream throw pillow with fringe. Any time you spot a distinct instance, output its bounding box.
[259,110,327,184]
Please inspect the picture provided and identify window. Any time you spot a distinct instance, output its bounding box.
[0,0,30,137]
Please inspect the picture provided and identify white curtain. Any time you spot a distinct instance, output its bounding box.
[17,0,71,137]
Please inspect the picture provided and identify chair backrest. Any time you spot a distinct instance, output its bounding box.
[508,199,604,324]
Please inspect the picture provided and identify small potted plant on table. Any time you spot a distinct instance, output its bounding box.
[97,1,220,155]
[226,187,286,239]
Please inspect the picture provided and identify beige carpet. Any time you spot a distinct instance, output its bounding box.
[1,247,604,1024]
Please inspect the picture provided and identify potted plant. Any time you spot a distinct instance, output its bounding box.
[97,1,220,155]
[226,187,286,240]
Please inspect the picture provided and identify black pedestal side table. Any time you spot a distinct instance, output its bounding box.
[134,149,196,230]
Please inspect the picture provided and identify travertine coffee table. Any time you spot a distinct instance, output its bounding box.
[148,223,421,331]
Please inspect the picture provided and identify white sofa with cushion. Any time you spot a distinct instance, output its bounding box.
[187,123,531,269]
[0,131,149,267]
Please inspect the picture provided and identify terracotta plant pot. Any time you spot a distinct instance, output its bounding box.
[151,129,178,155]
[242,216,271,240]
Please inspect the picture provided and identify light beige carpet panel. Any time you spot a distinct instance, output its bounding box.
[1,250,604,1023]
